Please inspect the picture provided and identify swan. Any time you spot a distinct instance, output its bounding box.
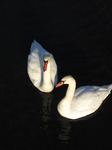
[27,40,58,93]
[56,75,112,119]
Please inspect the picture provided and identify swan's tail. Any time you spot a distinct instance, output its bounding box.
[109,84,112,90]
[103,84,112,92]
[108,84,112,91]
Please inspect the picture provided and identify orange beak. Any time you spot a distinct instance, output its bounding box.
[56,81,64,88]
[43,61,48,72]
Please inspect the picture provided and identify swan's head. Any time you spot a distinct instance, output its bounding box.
[56,75,75,87]
[43,54,50,72]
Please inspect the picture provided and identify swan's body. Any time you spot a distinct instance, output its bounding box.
[27,40,58,93]
[56,75,112,119]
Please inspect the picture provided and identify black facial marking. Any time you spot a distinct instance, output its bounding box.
[44,60,48,63]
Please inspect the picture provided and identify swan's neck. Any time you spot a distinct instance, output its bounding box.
[43,63,52,84]
[65,80,76,100]
[40,62,53,92]
[57,79,76,118]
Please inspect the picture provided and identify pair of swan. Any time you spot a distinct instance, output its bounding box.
[27,40,112,120]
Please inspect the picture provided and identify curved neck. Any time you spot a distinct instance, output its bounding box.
[57,78,76,118]
[43,63,51,84]
[65,80,76,100]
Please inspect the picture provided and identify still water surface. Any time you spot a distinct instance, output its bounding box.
[1,0,112,149]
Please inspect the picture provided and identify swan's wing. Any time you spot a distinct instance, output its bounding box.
[50,53,58,86]
[30,40,47,53]
[75,85,103,97]
[30,40,49,68]
[27,40,48,88]
[27,49,42,88]
[75,86,89,97]
[32,40,58,86]
[75,85,110,98]
[73,85,109,112]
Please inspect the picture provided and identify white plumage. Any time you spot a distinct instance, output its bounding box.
[27,40,58,93]
[56,75,112,119]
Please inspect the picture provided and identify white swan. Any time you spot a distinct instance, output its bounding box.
[56,75,112,119]
[27,40,58,93]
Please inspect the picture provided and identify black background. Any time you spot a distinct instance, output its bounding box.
[0,0,112,150]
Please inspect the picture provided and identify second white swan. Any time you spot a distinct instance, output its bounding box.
[27,40,58,93]
[56,75,112,119]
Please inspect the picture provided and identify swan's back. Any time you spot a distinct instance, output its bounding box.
[75,85,112,100]
[70,85,112,119]
[27,40,58,88]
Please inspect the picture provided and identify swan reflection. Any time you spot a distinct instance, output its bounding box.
[57,108,98,143]
[39,90,71,144]
[39,91,53,130]
[57,116,71,144]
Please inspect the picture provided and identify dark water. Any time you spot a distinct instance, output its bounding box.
[0,0,112,149]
